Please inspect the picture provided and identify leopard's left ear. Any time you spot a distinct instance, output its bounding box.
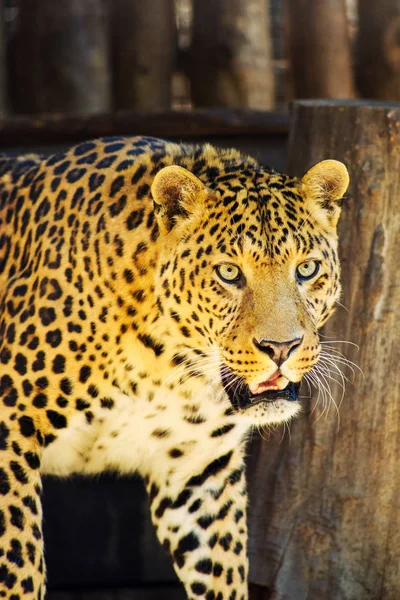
[301,160,349,228]
[151,165,205,234]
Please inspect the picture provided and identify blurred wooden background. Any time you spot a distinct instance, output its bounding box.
[1,0,400,119]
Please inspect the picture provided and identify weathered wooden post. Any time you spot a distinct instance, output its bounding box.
[286,0,355,98]
[13,0,110,114]
[357,0,400,100]
[191,0,275,109]
[111,0,176,111]
[0,0,6,115]
[247,100,400,599]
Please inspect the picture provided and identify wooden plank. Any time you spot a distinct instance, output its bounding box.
[11,0,110,114]
[247,99,400,599]
[286,0,355,98]
[0,0,6,115]
[111,0,176,111]
[191,0,275,109]
[357,0,400,99]
[0,109,289,146]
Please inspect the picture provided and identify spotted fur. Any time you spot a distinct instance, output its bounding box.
[0,137,348,599]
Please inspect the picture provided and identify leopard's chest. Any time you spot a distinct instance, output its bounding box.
[41,382,248,481]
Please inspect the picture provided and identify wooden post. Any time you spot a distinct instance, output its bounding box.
[286,0,355,98]
[191,0,275,109]
[12,0,110,115]
[357,0,400,99]
[247,100,400,599]
[111,0,176,111]
[0,0,6,115]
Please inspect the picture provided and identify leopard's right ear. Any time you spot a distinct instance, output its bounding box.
[301,160,349,228]
[151,166,205,234]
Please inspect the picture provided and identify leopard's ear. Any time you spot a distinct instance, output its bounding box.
[301,160,349,228]
[151,166,205,234]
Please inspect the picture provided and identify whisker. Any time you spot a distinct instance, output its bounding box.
[316,368,342,429]
[320,338,360,351]
[306,370,329,422]
[319,351,364,379]
[318,357,350,385]
[334,300,350,313]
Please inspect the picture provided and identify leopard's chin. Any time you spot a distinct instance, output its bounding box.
[237,397,302,426]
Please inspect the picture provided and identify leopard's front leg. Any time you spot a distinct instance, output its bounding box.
[147,448,249,600]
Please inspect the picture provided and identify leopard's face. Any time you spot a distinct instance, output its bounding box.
[152,160,348,425]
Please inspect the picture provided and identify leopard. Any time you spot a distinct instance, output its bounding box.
[0,135,349,599]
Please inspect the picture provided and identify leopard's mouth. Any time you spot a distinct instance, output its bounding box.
[246,381,300,406]
[221,366,300,410]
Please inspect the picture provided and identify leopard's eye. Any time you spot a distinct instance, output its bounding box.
[216,263,242,283]
[296,260,320,281]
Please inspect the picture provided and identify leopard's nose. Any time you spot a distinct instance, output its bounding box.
[253,336,304,366]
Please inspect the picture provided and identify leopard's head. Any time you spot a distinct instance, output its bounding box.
[152,157,349,425]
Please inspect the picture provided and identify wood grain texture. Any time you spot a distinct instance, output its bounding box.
[357,0,400,100]
[247,99,400,599]
[0,108,289,145]
[111,0,176,111]
[0,0,6,115]
[12,0,110,114]
[191,0,275,109]
[286,0,355,98]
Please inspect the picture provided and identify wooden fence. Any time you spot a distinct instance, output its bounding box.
[1,0,400,118]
